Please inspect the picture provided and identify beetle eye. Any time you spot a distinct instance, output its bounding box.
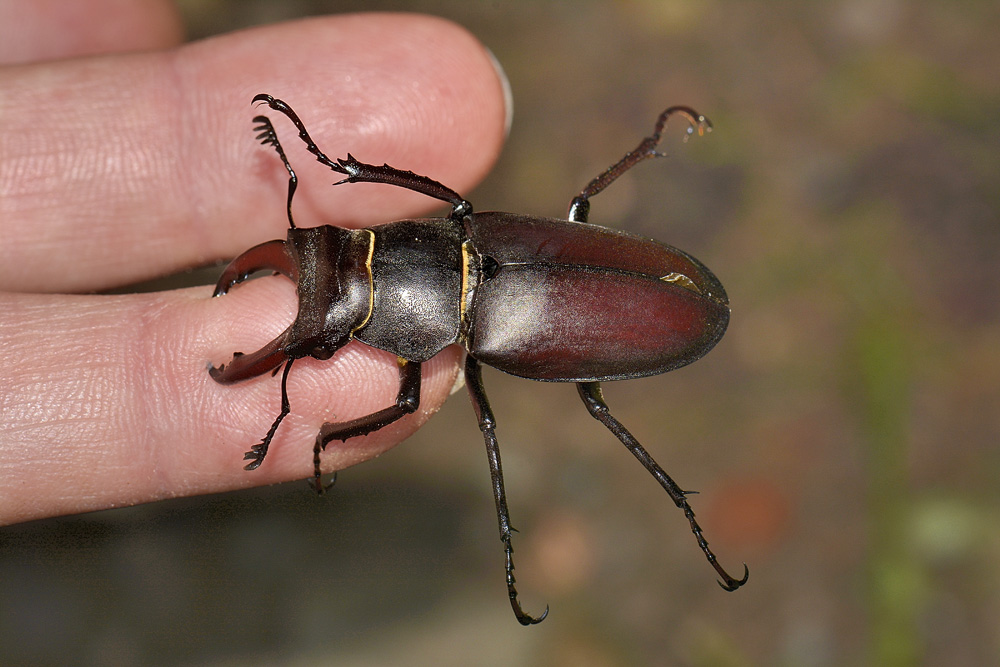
[312,344,333,360]
[481,255,500,280]
[660,272,701,294]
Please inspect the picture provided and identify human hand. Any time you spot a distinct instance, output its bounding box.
[0,0,510,524]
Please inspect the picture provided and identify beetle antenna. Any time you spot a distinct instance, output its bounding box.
[252,115,298,229]
[243,359,295,471]
[577,382,748,591]
[568,106,712,223]
[653,106,712,142]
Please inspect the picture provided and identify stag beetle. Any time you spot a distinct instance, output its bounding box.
[211,93,747,624]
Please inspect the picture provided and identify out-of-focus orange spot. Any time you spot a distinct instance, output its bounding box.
[524,509,596,596]
[704,477,792,551]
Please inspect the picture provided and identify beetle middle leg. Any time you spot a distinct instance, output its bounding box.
[309,357,422,493]
[577,382,748,591]
[567,106,712,223]
[465,355,548,625]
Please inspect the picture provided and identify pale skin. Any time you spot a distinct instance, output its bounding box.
[0,0,509,524]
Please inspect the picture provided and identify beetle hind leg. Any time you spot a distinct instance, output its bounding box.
[465,356,549,625]
[576,381,748,591]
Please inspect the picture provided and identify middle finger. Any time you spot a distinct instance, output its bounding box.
[0,15,508,293]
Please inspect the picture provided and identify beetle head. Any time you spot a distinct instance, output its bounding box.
[284,226,374,362]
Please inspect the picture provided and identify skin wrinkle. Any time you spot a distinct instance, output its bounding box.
[54,307,130,493]
[0,299,119,513]
[133,292,171,495]
[0,0,182,64]
[112,57,190,270]
[1,56,180,289]
[165,48,216,265]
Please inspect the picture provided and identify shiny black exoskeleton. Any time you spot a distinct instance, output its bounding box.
[211,94,747,624]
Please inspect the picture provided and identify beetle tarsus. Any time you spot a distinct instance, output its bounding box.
[576,382,748,592]
[716,563,750,591]
[308,462,337,495]
[243,443,266,470]
[505,537,549,625]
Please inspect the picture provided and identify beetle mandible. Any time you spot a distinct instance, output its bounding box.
[211,93,748,624]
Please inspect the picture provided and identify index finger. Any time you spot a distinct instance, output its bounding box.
[0,14,510,292]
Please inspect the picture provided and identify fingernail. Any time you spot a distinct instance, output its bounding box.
[485,46,514,137]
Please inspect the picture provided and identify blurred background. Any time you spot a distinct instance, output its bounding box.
[2,1,998,665]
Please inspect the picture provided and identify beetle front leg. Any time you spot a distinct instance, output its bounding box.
[252,94,473,220]
[310,358,422,493]
[576,382,749,591]
[241,359,296,470]
[465,355,549,625]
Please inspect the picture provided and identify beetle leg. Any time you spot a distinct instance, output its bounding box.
[310,358,422,491]
[252,93,473,220]
[567,106,712,223]
[213,239,297,297]
[332,153,473,220]
[241,359,296,471]
[465,355,549,625]
[576,382,749,592]
[308,461,337,496]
